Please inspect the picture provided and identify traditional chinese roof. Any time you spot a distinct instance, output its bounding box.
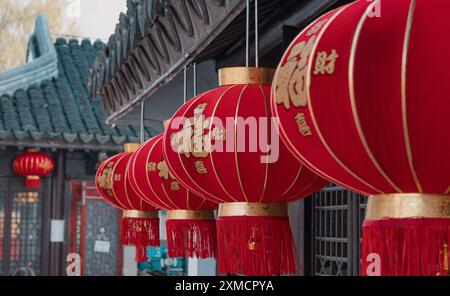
[88,0,249,124]
[0,16,157,152]
[88,0,346,126]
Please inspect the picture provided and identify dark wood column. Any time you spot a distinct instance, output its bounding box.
[49,150,66,276]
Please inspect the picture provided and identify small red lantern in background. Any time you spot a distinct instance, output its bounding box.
[129,135,218,259]
[163,67,327,276]
[272,0,450,276]
[96,145,160,262]
[13,149,55,189]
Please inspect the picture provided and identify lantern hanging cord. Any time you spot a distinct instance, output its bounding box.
[184,66,188,104]
[245,0,260,67]
[255,0,259,67]
[246,0,250,67]
[140,100,145,144]
[193,63,197,96]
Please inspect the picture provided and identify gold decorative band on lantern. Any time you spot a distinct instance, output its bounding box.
[365,194,450,220]
[123,210,159,219]
[218,202,288,218]
[124,143,140,153]
[26,175,40,180]
[218,67,275,86]
[167,210,215,220]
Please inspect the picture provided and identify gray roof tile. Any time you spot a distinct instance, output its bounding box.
[0,38,158,149]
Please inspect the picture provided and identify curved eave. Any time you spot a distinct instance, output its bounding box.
[89,0,247,125]
[0,137,125,152]
[0,15,58,96]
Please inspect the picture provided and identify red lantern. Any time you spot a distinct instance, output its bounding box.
[13,149,54,189]
[129,135,218,259]
[96,148,160,262]
[163,67,327,275]
[272,0,450,276]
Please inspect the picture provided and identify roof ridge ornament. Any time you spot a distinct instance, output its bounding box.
[0,15,58,96]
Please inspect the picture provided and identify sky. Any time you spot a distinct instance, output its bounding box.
[67,0,127,41]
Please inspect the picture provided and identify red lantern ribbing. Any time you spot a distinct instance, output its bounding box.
[163,67,327,276]
[96,148,160,262]
[272,0,450,276]
[129,135,217,259]
[13,149,54,189]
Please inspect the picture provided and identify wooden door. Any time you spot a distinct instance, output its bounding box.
[69,181,122,276]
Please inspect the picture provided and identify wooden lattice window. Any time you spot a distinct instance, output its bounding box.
[0,177,48,276]
[310,184,367,276]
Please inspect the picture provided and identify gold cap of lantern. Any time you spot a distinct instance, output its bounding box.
[218,67,275,86]
[124,143,140,153]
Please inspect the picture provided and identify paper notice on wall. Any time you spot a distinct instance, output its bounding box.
[94,240,110,253]
[50,220,65,243]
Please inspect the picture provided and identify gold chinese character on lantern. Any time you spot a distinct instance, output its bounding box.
[211,127,226,141]
[39,160,53,170]
[98,163,114,190]
[194,103,208,115]
[275,36,316,110]
[194,161,208,175]
[313,49,339,75]
[157,161,174,180]
[147,162,157,172]
[275,18,332,111]
[171,104,212,159]
[97,172,107,189]
[170,181,180,191]
[295,113,312,137]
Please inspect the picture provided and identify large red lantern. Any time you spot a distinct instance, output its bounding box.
[272,0,450,276]
[129,135,218,259]
[13,149,54,189]
[163,67,327,275]
[96,146,160,262]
